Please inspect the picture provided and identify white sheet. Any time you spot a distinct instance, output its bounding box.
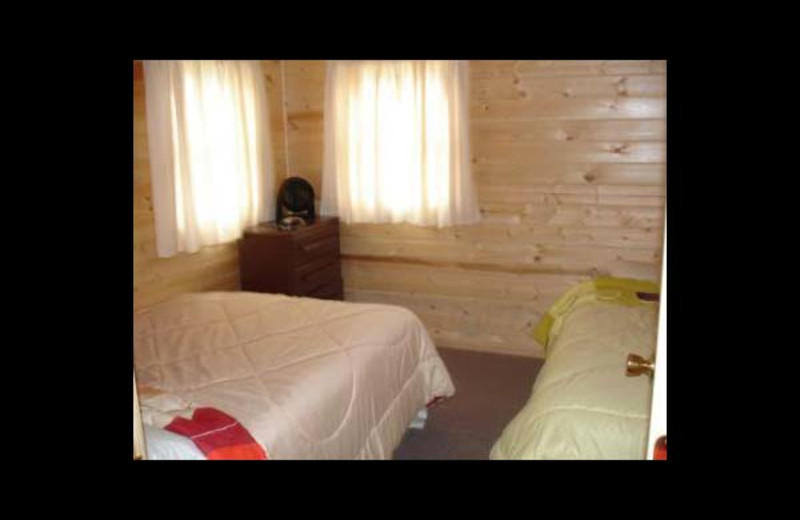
[143,425,206,460]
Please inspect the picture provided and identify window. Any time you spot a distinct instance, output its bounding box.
[144,60,274,257]
[321,60,479,227]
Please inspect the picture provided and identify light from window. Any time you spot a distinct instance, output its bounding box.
[144,61,274,257]
[321,60,479,227]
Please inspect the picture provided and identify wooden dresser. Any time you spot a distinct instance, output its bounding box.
[239,217,343,300]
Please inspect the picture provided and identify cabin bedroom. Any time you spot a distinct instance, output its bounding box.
[132,59,667,461]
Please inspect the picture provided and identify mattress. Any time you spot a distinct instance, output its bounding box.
[490,300,658,460]
[134,291,455,459]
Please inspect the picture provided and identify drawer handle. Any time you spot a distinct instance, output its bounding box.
[301,239,336,253]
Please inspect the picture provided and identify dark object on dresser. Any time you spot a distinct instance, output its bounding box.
[239,216,343,300]
[276,177,315,225]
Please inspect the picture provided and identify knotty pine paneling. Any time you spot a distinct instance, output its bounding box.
[282,60,666,358]
[283,61,327,194]
[472,75,667,101]
[132,60,288,310]
[470,60,666,78]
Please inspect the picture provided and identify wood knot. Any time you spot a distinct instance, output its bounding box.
[534,256,541,262]
[584,172,596,183]
[616,76,628,96]
[562,90,572,98]
[610,143,628,154]
[556,129,574,141]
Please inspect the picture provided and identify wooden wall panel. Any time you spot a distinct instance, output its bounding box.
[132,60,289,310]
[282,60,666,358]
[472,75,666,100]
[282,61,326,195]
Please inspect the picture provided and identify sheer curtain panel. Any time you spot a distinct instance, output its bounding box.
[144,60,274,257]
[321,60,479,227]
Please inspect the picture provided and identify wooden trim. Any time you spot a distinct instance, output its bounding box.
[342,254,605,277]
[133,61,144,81]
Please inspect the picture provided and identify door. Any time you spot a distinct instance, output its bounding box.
[133,372,147,460]
[645,219,667,459]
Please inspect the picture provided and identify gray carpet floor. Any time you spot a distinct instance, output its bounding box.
[393,347,544,460]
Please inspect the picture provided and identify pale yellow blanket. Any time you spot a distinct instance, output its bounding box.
[533,277,659,350]
[492,282,660,460]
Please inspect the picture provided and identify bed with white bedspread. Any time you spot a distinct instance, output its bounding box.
[134,291,455,460]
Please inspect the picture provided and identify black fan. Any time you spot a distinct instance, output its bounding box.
[276,177,315,228]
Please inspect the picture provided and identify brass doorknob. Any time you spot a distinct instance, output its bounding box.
[626,354,654,377]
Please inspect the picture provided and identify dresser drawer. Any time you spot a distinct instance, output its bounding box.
[239,217,343,300]
[292,256,341,294]
[292,235,340,265]
[292,219,338,244]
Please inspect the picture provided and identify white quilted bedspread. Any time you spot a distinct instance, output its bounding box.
[134,291,455,460]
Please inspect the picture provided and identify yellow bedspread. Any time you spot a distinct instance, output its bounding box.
[533,277,660,350]
[492,278,660,460]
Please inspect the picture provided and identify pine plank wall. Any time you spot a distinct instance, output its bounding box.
[133,60,666,359]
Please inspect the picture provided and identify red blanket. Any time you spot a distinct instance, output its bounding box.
[165,408,268,460]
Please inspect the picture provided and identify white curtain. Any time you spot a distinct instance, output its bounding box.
[321,60,479,227]
[144,60,274,257]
